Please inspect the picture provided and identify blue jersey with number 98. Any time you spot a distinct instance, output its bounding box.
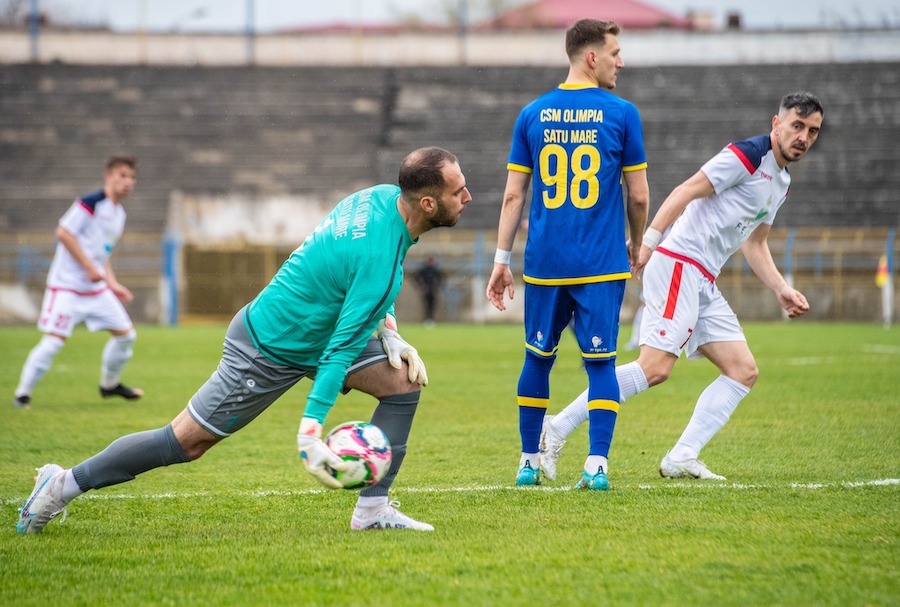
[508,84,647,285]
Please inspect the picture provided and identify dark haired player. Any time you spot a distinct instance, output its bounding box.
[543,92,824,481]
[17,147,471,534]
[14,155,143,408]
[486,18,650,491]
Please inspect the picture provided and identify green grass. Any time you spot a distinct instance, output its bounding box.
[1,322,898,606]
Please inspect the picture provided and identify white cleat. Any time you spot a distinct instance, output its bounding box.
[351,500,434,531]
[659,452,726,481]
[16,464,68,534]
[539,414,566,481]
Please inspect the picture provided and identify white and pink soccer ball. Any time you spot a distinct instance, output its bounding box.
[324,421,392,490]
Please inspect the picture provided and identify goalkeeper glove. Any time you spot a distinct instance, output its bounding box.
[376,313,428,386]
[297,417,349,490]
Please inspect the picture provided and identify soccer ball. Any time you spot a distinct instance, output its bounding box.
[324,421,392,490]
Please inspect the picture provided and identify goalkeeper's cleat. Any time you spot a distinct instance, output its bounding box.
[515,460,541,486]
[100,383,144,400]
[574,466,609,491]
[13,394,31,408]
[539,414,566,481]
[659,452,726,480]
[16,464,68,534]
[351,500,434,531]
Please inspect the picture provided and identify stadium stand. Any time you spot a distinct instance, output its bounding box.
[1,62,897,322]
[1,62,898,231]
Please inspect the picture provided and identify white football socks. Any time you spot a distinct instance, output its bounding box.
[553,391,589,438]
[61,469,83,504]
[551,361,649,440]
[16,334,65,397]
[519,453,540,469]
[584,455,608,475]
[100,329,136,389]
[355,495,388,510]
[617,361,649,403]
[669,375,750,461]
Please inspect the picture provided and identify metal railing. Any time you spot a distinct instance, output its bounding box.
[1,227,896,325]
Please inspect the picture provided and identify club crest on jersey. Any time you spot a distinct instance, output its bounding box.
[536,331,544,344]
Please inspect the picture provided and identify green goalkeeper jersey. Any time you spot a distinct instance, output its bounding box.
[243,184,416,422]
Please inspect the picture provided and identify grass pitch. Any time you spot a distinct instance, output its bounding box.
[1,321,898,606]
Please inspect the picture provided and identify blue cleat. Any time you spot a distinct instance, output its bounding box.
[574,466,609,491]
[516,460,542,486]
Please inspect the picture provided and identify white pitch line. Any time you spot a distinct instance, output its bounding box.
[786,344,900,365]
[785,356,839,366]
[2,478,897,506]
[861,344,900,355]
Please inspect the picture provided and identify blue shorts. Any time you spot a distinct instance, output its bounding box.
[523,280,626,361]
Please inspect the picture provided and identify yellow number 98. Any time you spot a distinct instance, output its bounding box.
[539,144,601,209]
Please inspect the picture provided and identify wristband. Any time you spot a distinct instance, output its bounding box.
[494,248,512,265]
[643,228,663,251]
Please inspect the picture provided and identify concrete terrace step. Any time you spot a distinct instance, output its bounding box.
[1,62,897,233]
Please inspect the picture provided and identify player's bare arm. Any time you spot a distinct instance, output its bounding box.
[623,168,649,273]
[741,224,809,317]
[637,170,715,273]
[487,170,529,311]
[104,260,134,302]
[652,170,715,234]
[55,225,104,282]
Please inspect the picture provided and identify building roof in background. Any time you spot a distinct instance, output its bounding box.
[485,0,691,30]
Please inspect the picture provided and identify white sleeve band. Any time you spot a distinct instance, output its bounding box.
[643,228,663,251]
[494,249,512,265]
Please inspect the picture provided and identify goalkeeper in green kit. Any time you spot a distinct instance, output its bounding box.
[17,147,472,534]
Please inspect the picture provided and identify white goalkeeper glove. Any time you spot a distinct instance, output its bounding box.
[297,417,350,490]
[376,314,428,386]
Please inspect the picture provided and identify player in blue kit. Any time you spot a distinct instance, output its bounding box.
[486,19,649,490]
[14,156,143,408]
[17,147,472,534]
[542,92,823,481]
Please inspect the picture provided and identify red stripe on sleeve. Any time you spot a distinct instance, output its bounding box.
[663,262,684,320]
[727,143,756,174]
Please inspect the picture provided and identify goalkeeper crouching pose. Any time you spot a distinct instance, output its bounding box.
[16,146,472,534]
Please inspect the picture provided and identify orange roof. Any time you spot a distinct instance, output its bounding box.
[486,0,691,30]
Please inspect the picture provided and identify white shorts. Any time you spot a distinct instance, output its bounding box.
[639,251,745,360]
[37,287,133,337]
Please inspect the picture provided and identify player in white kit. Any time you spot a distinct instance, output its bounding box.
[540,92,824,481]
[14,156,143,408]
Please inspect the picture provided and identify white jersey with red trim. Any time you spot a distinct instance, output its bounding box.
[47,190,126,293]
[660,134,790,278]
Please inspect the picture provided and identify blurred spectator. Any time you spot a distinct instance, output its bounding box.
[414,254,443,326]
